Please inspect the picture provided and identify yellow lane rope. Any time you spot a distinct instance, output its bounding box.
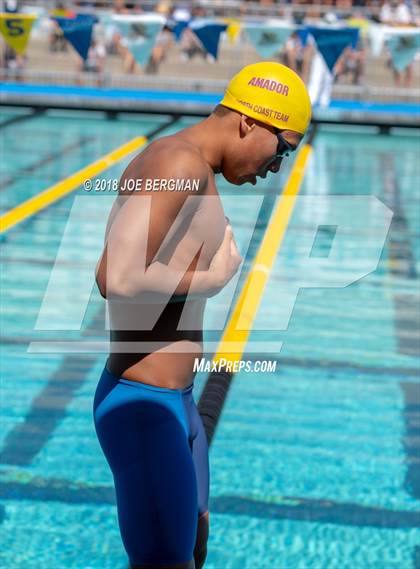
[0,136,147,233]
[214,143,313,364]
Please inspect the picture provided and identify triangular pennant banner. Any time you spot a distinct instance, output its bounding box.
[113,14,165,67]
[297,26,311,47]
[189,20,227,59]
[55,14,96,60]
[244,21,294,59]
[171,19,189,42]
[0,13,37,55]
[224,18,241,44]
[387,31,420,72]
[308,26,360,72]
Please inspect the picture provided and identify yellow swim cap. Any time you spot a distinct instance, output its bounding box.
[220,62,311,135]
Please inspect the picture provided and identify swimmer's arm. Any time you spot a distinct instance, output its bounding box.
[115,260,222,301]
[96,248,221,301]
[95,148,230,302]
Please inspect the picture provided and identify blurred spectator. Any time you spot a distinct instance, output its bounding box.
[334,45,365,85]
[380,0,415,87]
[110,0,135,72]
[48,21,68,53]
[77,37,106,81]
[1,44,25,80]
[380,0,412,24]
[50,0,74,18]
[335,32,366,85]
[113,0,129,14]
[124,2,138,10]
[335,0,354,18]
[145,24,174,74]
[192,5,206,18]
[172,6,191,22]
[156,1,171,15]
[180,27,207,61]
[3,0,19,13]
[121,44,136,74]
[103,2,127,57]
[283,31,313,84]
[49,2,73,53]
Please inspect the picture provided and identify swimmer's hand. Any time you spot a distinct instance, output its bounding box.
[208,224,242,295]
[97,223,242,302]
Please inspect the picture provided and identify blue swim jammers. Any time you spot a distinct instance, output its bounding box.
[93,365,209,567]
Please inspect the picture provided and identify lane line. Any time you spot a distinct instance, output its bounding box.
[0,135,147,233]
[0,108,44,130]
[0,135,96,192]
[214,145,312,364]
[198,126,317,445]
[0,468,418,529]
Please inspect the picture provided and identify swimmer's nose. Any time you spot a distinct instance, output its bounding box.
[269,158,282,173]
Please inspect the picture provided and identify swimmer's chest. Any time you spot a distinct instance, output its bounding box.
[166,186,226,270]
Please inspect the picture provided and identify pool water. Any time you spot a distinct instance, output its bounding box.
[0,108,419,568]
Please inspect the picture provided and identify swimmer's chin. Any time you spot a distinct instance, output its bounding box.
[222,171,257,186]
[232,175,257,186]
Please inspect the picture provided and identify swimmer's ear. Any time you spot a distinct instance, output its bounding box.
[239,114,255,137]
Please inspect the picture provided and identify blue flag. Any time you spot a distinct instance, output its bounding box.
[297,26,310,47]
[55,14,96,61]
[190,20,227,59]
[387,31,420,72]
[308,26,360,72]
[171,19,189,42]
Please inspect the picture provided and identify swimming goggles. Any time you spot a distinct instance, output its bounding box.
[274,129,297,159]
[257,130,297,177]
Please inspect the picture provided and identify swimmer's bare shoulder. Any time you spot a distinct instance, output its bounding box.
[119,136,211,199]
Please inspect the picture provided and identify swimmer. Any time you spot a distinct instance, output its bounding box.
[93,62,311,569]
